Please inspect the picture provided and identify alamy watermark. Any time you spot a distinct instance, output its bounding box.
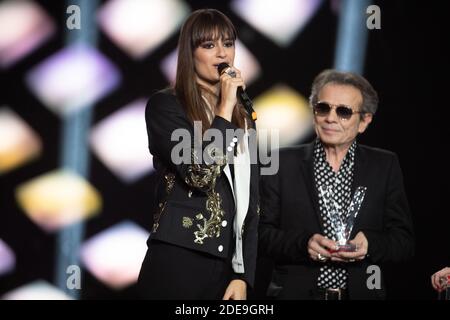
[171,121,279,175]
[366,5,381,30]
[66,264,81,290]
[66,5,81,30]
[366,265,381,290]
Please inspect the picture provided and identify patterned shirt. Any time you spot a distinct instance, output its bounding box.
[313,139,356,289]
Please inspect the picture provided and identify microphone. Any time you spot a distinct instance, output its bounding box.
[217,62,257,121]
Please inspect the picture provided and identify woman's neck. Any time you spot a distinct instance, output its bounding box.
[196,77,219,96]
[197,81,219,112]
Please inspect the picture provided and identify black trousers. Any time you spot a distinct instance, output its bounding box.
[137,239,233,299]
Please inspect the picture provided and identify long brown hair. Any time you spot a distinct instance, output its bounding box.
[175,9,248,132]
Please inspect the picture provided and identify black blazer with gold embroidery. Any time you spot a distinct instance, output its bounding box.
[258,142,414,299]
[143,89,260,287]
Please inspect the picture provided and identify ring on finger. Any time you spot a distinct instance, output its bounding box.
[317,253,327,262]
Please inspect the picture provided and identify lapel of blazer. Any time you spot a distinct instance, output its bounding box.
[299,141,323,232]
[350,143,369,237]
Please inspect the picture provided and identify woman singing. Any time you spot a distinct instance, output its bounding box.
[137,9,259,300]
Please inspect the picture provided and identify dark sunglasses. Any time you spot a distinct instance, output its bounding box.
[313,102,362,120]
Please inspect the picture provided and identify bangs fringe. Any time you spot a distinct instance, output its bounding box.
[191,16,236,48]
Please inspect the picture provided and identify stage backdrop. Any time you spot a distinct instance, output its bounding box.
[0,0,445,300]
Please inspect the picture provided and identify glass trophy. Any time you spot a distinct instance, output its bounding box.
[319,185,367,252]
[438,276,450,300]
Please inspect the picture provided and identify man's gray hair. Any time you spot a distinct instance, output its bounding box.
[309,69,379,115]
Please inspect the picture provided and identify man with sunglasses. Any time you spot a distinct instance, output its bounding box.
[258,69,414,300]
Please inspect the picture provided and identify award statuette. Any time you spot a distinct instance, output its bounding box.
[319,185,367,252]
[438,275,450,300]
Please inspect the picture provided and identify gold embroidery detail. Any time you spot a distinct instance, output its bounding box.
[152,172,175,232]
[195,213,204,220]
[188,190,193,198]
[185,147,226,191]
[165,173,175,194]
[194,191,225,244]
[182,217,193,228]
